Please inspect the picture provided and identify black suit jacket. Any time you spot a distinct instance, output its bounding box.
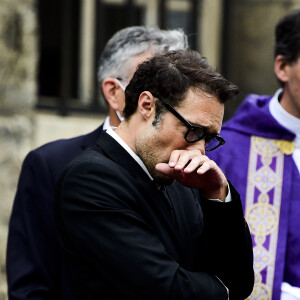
[55,131,254,300]
[7,125,103,300]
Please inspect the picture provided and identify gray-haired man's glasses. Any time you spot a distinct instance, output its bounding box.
[159,98,225,152]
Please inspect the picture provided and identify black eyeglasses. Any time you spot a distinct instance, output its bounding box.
[159,98,225,151]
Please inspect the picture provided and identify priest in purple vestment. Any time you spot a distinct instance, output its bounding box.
[208,9,300,300]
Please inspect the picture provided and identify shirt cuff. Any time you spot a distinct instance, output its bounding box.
[208,182,232,203]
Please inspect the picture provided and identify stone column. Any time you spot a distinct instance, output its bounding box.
[200,0,223,69]
[0,0,38,298]
[79,0,96,105]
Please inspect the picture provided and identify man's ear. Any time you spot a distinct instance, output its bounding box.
[102,78,123,110]
[138,91,156,120]
[274,55,290,84]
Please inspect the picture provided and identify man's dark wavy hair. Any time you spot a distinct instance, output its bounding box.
[123,49,239,124]
[275,9,300,64]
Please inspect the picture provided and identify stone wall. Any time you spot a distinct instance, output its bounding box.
[223,0,300,120]
[0,0,37,298]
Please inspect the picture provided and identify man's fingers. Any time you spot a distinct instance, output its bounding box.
[168,150,182,168]
[169,150,207,171]
[180,152,211,173]
[156,163,173,175]
[174,151,194,170]
[196,161,211,174]
[183,157,204,173]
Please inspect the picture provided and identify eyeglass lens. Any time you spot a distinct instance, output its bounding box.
[185,127,204,143]
[205,136,224,151]
[185,127,224,151]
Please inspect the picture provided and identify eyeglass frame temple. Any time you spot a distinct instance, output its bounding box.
[159,98,194,129]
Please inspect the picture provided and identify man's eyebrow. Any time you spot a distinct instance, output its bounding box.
[186,119,220,134]
[186,118,209,129]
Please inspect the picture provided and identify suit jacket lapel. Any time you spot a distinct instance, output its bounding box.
[95,131,183,260]
[95,131,150,182]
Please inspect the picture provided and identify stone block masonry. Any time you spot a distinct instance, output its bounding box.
[0,0,38,299]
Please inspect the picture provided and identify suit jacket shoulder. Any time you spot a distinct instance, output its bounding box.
[31,125,103,181]
[6,125,103,300]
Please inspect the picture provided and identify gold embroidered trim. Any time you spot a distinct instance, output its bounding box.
[245,136,284,300]
[273,140,294,155]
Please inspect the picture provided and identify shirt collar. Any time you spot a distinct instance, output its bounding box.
[103,116,110,131]
[269,89,300,144]
[106,126,153,180]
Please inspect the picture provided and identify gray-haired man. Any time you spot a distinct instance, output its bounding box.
[6,26,188,300]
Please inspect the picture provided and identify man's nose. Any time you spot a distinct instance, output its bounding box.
[186,139,206,155]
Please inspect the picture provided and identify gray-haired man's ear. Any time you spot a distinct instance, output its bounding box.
[102,78,126,126]
[102,78,125,111]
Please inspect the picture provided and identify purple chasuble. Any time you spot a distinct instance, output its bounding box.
[208,94,299,300]
[283,163,300,287]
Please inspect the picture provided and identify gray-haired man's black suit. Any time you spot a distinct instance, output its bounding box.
[55,131,254,300]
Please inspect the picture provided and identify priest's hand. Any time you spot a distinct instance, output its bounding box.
[155,149,228,201]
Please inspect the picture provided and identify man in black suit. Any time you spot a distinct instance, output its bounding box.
[6,26,188,299]
[55,49,254,299]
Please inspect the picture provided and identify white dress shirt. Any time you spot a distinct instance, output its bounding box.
[103,116,111,131]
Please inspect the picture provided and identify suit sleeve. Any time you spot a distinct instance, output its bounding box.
[6,151,62,299]
[199,182,254,299]
[55,161,237,300]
